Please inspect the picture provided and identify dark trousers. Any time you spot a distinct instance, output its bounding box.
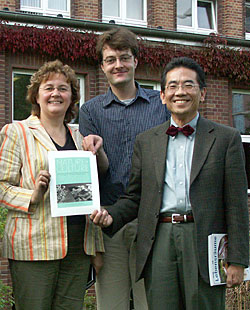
[144,222,225,310]
[9,224,90,310]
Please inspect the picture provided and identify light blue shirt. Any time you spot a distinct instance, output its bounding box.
[160,113,199,214]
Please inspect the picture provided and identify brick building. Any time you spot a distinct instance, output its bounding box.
[0,0,249,293]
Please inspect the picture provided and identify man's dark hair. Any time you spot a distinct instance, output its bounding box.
[96,27,138,63]
[161,57,206,92]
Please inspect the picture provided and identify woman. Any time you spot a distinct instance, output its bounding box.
[0,60,108,310]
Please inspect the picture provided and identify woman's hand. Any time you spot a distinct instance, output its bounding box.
[30,170,51,205]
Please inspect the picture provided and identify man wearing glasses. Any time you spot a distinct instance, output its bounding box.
[91,57,249,310]
[79,27,170,309]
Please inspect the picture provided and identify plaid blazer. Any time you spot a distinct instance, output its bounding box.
[105,116,249,283]
[0,115,104,260]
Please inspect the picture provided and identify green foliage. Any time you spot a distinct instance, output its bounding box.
[0,280,14,310]
[0,208,7,239]
[84,291,96,310]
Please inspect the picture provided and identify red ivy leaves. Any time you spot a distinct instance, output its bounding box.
[0,21,250,83]
[0,21,98,62]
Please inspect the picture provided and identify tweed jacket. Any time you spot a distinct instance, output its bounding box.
[105,116,249,283]
[0,115,104,261]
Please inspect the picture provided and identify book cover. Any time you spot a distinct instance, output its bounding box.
[48,150,100,217]
[208,233,250,286]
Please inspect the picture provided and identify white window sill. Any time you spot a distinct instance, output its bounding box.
[102,16,147,28]
[245,33,250,40]
[20,6,70,18]
[177,26,217,36]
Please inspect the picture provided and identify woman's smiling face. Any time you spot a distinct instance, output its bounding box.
[36,73,72,121]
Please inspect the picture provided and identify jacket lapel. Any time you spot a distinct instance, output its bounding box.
[151,120,169,188]
[25,115,57,151]
[190,117,216,185]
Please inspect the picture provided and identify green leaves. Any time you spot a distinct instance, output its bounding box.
[0,280,14,310]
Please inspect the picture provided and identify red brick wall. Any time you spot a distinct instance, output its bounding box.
[0,240,11,286]
[201,76,230,125]
[73,0,100,21]
[218,0,244,38]
[149,0,176,30]
[0,0,16,11]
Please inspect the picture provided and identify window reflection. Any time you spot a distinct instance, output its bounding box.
[177,0,192,27]
[232,93,250,135]
[13,73,32,121]
[103,0,120,17]
[246,1,250,33]
[127,0,143,20]
[48,0,67,10]
[198,1,213,29]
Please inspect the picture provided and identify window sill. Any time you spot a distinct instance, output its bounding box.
[102,16,147,28]
[177,26,217,36]
[20,7,70,18]
[245,33,250,40]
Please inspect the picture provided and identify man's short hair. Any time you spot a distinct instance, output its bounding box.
[96,27,138,63]
[161,57,206,92]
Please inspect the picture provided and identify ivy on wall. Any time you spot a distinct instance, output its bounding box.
[0,21,250,83]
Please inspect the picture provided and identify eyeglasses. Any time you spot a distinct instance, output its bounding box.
[166,83,199,93]
[103,54,133,65]
[40,86,71,93]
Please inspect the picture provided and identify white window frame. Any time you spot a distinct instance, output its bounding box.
[245,0,250,40]
[20,0,70,18]
[232,89,250,193]
[12,70,84,123]
[137,80,161,91]
[177,0,217,35]
[102,0,147,27]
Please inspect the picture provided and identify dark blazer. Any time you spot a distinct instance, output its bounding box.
[105,116,249,283]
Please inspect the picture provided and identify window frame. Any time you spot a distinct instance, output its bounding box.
[12,69,85,123]
[232,89,250,193]
[20,0,70,18]
[177,0,217,35]
[245,0,250,40]
[102,0,147,27]
[137,80,161,91]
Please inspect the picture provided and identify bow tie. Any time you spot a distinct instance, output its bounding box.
[166,124,194,137]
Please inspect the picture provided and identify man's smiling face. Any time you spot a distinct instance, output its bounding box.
[101,45,138,88]
[160,66,206,125]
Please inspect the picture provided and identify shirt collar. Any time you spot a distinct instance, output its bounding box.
[103,81,151,108]
[170,112,199,140]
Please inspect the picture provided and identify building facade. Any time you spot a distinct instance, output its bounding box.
[0,0,250,289]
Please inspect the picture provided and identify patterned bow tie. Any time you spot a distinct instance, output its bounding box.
[166,124,194,137]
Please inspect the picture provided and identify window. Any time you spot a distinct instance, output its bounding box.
[177,0,216,35]
[12,71,84,125]
[246,1,250,39]
[20,0,70,18]
[232,90,250,193]
[232,91,250,135]
[102,0,147,27]
[138,80,161,91]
